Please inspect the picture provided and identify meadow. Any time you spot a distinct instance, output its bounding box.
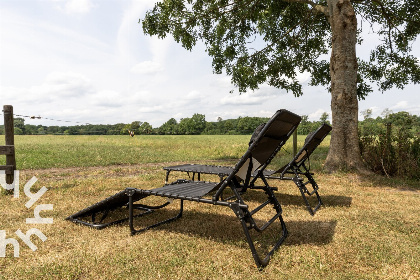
[0,135,419,279]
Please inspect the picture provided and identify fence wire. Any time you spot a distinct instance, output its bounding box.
[0,112,92,125]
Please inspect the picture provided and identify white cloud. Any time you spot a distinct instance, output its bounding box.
[185,90,202,100]
[308,109,331,121]
[54,0,95,14]
[280,69,312,85]
[208,109,274,122]
[210,76,232,88]
[391,101,408,110]
[138,105,164,113]
[359,106,381,119]
[148,36,172,63]
[44,72,93,98]
[210,110,246,120]
[90,90,124,107]
[369,106,381,114]
[256,83,286,96]
[116,0,157,63]
[131,61,164,75]
[220,90,275,105]
[390,100,420,116]
[296,71,311,84]
[1,72,93,106]
[0,8,113,78]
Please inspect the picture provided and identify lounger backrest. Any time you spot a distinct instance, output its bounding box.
[231,110,301,182]
[293,123,332,166]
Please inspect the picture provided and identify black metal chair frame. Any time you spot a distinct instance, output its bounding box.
[66,109,301,268]
[164,124,332,215]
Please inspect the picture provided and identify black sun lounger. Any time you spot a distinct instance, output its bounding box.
[164,123,332,215]
[66,109,301,268]
[261,123,332,215]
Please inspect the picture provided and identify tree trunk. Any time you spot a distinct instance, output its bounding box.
[324,0,366,172]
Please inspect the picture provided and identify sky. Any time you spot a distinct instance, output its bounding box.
[0,0,419,128]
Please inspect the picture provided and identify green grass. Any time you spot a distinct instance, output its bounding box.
[1,135,419,279]
[1,135,317,171]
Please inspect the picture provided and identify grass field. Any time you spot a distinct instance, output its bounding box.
[1,135,419,279]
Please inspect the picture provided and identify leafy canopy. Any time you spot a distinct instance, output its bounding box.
[142,0,420,99]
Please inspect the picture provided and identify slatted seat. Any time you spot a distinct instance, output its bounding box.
[142,181,219,199]
[164,164,234,181]
[66,109,301,268]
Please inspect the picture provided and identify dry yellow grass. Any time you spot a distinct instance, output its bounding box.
[1,163,419,279]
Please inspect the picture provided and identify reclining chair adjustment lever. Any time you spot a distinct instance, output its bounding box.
[125,188,136,196]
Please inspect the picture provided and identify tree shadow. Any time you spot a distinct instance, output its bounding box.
[357,173,420,190]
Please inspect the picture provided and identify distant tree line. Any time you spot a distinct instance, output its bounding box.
[1,110,418,179]
[1,111,418,137]
[0,119,128,135]
[0,113,324,136]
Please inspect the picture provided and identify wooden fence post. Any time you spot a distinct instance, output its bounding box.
[2,105,16,184]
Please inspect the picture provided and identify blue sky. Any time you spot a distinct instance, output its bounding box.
[1,0,419,127]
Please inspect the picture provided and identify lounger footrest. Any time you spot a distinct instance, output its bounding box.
[65,189,151,229]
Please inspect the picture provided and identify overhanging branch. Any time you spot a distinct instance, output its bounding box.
[284,0,329,16]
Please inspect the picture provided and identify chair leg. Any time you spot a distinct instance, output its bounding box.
[230,190,288,269]
[128,192,184,235]
[293,177,322,216]
[165,170,171,184]
[66,210,139,230]
[237,209,288,268]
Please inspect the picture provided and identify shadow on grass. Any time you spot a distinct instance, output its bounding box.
[69,201,337,248]
[244,190,352,208]
[67,191,337,260]
[321,195,353,207]
[285,220,337,246]
[67,200,336,267]
[126,206,337,248]
[278,194,352,208]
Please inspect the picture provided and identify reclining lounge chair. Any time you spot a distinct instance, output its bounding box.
[66,109,301,268]
[164,124,332,215]
[259,123,332,215]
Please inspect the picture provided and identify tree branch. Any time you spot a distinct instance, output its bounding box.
[246,10,315,64]
[284,0,329,16]
[354,0,405,53]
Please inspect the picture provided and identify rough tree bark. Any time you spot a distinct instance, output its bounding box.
[324,0,367,172]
